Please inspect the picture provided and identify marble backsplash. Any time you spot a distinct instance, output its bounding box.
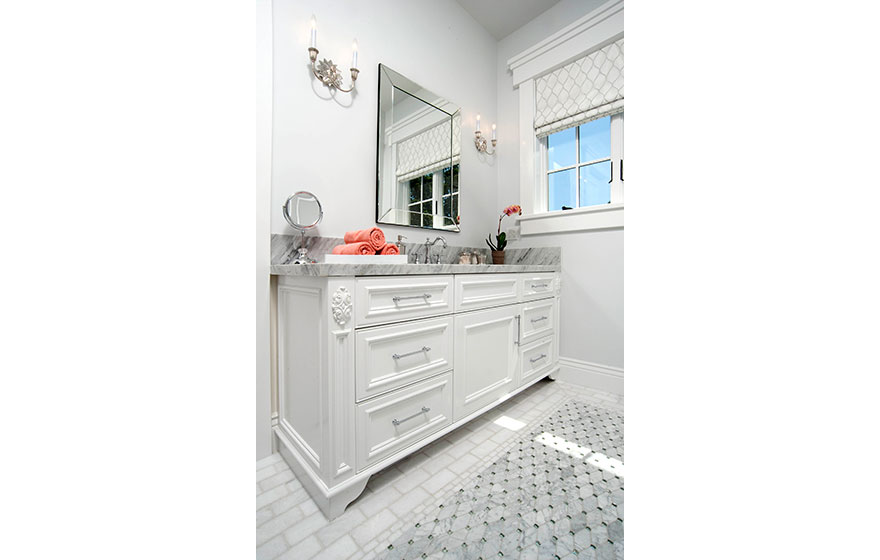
[271,234,560,266]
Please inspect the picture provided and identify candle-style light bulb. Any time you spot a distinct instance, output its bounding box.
[309,15,317,48]
[351,39,358,68]
[476,114,481,133]
[492,123,497,141]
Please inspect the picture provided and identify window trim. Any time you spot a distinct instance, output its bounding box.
[507,0,624,235]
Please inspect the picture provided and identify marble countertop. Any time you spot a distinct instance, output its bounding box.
[270,262,559,277]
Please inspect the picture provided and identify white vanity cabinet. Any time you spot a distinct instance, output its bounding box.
[272,270,559,520]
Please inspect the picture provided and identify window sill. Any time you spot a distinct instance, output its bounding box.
[518,203,623,235]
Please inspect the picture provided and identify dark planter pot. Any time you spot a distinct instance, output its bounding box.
[492,250,505,265]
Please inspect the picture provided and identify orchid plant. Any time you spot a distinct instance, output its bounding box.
[486,204,522,252]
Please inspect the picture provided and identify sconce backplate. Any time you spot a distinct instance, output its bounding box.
[315,58,344,89]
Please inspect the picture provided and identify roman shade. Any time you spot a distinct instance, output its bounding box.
[396,115,461,182]
[534,38,624,138]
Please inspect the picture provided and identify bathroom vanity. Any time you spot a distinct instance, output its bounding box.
[271,263,560,519]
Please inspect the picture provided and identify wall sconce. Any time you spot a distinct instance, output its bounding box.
[307,15,359,93]
[474,114,497,155]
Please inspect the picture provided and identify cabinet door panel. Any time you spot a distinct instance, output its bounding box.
[453,305,519,420]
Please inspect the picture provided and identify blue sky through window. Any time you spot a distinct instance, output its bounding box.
[547,116,611,210]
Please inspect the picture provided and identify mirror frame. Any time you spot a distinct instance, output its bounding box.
[282,191,324,231]
[375,63,461,232]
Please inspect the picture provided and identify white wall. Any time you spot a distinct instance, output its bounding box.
[271,0,499,247]
[496,0,624,379]
[256,0,273,460]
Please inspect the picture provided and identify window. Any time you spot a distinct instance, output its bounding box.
[405,164,459,228]
[441,165,459,224]
[407,172,434,228]
[545,113,623,211]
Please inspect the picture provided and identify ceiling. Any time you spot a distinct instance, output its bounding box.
[456,0,562,40]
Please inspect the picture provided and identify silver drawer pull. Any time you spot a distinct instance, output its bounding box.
[530,316,548,323]
[392,406,430,426]
[392,293,432,303]
[530,353,548,363]
[392,346,431,360]
[531,283,549,289]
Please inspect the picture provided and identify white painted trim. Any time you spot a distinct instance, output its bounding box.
[256,0,274,461]
[519,204,623,235]
[557,357,623,395]
[518,79,538,215]
[507,0,624,87]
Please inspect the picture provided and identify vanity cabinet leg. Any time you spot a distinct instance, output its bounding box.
[326,476,371,520]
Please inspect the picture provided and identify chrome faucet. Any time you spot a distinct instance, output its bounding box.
[423,236,447,264]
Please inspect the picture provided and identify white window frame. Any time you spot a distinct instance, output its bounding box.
[507,0,624,235]
[542,113,623,210]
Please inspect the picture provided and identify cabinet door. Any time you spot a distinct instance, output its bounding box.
[453,305,520,420]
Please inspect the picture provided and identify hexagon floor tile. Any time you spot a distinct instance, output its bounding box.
[378,400,624,559]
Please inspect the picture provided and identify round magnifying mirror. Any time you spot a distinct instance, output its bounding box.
[282,191,323,264]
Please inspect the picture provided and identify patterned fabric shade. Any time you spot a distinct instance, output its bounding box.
[534,38,624,138]
[396,115,461,182]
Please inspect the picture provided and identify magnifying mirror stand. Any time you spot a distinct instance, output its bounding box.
[292,230,316,264]
[283,191,324,265]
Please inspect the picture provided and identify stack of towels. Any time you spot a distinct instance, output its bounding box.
[331,227,400,255]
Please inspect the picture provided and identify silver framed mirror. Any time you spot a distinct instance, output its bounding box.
[282,191,323,264]
[376,64,461,232]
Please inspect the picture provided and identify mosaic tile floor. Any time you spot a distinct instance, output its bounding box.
[379,400,624,559]
[256,379,623,560]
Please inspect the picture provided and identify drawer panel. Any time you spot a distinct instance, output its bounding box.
[356,276,453,327]
[520,335,555,387]
[521,298,556,345]
[454,274,520,312]
[521,273,557,302]
[356,372,453,470]
[355,316,453,401]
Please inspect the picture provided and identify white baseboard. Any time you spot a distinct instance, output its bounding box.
[557,357,623,395]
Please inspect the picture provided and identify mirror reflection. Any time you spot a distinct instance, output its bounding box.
[376,64,461,232]
[283,191,322,229]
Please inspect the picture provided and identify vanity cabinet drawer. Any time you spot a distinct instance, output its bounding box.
[355,276,454,327]
[521,298,556,345]
[355,317,453,401]
[356,372,453,471]
[521,273,556,302]
[520,335,555,387]
[454,274,520,312]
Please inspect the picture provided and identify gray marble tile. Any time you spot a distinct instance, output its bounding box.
[505,246,562,266]
[271,233,561,274]
[270,262,559,277]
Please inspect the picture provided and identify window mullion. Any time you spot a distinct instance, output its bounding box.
[575,125,580,208]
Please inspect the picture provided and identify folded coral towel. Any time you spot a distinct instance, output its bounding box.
[331,242,374,255]
[344,228,385,251]
[379,243,400,255]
